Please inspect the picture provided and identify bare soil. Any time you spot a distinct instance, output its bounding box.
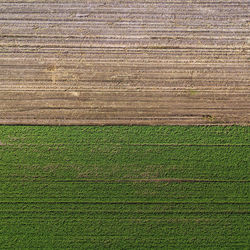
[0,0,249,125]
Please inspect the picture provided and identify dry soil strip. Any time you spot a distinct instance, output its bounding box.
[0,0,249,125]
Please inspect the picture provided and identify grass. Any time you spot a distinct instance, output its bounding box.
[0,125,249,249]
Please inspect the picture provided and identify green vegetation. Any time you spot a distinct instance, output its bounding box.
[0,126,249,249]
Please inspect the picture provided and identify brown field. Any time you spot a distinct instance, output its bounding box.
[0,0,249,125]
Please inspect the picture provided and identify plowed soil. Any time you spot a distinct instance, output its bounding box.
[0,0,249,125]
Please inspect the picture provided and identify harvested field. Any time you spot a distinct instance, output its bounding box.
[0,0,249,125]
[0,126,249,248]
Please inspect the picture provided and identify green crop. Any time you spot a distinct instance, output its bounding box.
[0,126,249,249]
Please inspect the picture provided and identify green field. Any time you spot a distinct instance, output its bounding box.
[0,126,249,249]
